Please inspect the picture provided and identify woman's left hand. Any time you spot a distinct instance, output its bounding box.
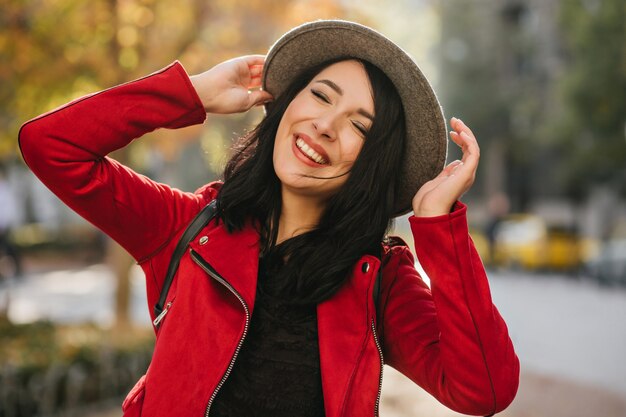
[412,117,480,217]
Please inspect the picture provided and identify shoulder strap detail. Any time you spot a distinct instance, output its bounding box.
[153,200,218,322]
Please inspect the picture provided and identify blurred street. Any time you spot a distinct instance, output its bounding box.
[1,259,625,416]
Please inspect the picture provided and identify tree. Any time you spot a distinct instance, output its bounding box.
[550,0,626,200]
[437,1,535,210]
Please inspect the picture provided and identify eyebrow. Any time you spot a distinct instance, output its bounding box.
[314,79,375,122]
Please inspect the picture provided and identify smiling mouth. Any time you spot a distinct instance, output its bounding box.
[295,137,328,165]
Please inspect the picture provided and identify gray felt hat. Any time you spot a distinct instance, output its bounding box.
[262,19,448,217]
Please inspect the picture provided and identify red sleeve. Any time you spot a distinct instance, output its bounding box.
[18,61,211,262]
[381,202,519,416]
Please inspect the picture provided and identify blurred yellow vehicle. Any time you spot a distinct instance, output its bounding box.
[489,214,596,271]
[492,214,548,270]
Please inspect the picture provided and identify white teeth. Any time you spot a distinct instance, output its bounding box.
[296,138,327,164]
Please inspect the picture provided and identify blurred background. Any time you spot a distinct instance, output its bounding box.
[0,0,624,416]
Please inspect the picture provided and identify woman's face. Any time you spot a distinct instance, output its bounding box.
[273,60,374,201]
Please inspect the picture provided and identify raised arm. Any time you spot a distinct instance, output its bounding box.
[18,57,273,262]
[380,117,519,415]
[381,205,519,415]
[18,62,208,262]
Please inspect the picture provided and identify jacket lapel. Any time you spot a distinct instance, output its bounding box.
[187,219,260,310]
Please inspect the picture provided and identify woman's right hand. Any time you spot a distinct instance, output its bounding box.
[189,55,273,114]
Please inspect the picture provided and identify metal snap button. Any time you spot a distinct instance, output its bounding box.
[362,262,370,273]
[199,236,209,245]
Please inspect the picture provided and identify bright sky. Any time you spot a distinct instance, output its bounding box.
[341,0,442,87]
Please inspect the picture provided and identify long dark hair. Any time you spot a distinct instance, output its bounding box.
[217,57,406,305]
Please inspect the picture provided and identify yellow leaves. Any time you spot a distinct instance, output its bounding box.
[216,24,242,49]
[71,76,102,99]
[119,47,139,70]
[63,44,83,64]
[117,26,139,47]
[285,0,345,23]
[2,0,377,160]
[201,124,232,174]
[133,6,155,27]
[117,1,154,27]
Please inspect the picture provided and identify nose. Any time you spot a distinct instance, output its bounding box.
[312,111,338,141]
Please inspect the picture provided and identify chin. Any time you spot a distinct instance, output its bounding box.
[277,172,344,201]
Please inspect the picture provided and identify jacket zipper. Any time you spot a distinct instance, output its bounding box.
[189,249,250,417]
[152,301,173,327]
[371,319,384,416]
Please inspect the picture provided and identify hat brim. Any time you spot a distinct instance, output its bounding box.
[262,20,447,216]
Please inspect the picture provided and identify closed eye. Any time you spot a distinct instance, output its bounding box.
[353,121,368,137]
[311,89,330,103]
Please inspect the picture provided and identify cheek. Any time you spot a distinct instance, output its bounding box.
[272,134,287,170]
[341,136,365,164]
[273,120,297,175]
[274,99,302,144]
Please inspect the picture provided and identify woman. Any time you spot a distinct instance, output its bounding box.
[19,20,519,417]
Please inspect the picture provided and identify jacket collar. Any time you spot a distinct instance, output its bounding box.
[188,218,260,309]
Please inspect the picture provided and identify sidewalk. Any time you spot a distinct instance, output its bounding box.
[379,367,626,417]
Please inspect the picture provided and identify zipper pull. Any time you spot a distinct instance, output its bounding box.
[153,301,173,327]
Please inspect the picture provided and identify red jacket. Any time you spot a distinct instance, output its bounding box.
[19,61,519,417]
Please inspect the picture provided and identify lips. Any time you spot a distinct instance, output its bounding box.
[292,133,330,166]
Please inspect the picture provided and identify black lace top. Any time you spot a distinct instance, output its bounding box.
[208,255,326,417]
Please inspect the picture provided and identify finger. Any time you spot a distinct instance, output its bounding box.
[437,159,463,178]
[450,130,463,147]
[450,117,461,132]
[450,117,465,134]
[249,64,264,78]
[459,131,479,157]
[450,130,479,160]
[452,117,476,140]
[248,76,263,89]
[449,131,470,159]
[456,132,480,173]
[242,54,266,66]
[249,90,274,107]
